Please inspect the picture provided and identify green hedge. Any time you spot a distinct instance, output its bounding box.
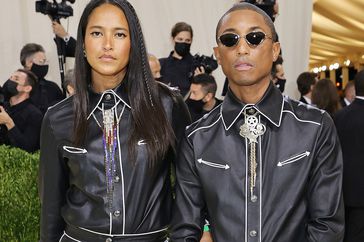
[0,145,40,241]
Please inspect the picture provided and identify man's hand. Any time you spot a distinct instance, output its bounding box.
[194,66,205,76]
[0,106,15,130]
[52,21,68,39]
[200,231,213,242]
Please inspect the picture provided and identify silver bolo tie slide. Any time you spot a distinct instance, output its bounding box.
[239,108,266,202]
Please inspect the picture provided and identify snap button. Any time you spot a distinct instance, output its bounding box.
[247,108,256,115]
[105,94,112,101]
[105,238,112,242]
[114,176,120,183]
[251,195,258,202]
[249,230,257,237]
[114,210,121,217]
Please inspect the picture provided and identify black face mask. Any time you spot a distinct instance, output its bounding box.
[175,42,191,57]
[186,97,205,114]
[3,79,19,99]
[31,63,49,79]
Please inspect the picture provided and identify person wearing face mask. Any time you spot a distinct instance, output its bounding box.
[159,22,195,97]
[186,73,222,122]
[0,69,42,153]
[20,43,64,115]
[271,55,286,92]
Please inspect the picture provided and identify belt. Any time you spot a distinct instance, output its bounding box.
[62,224,168,242]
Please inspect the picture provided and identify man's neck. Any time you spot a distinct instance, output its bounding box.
[10,94,29,106]
[229,80,270,104]
[203,98,217,112]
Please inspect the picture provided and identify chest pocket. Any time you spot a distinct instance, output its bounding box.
[277,151,310,167]
[197,158,230,170]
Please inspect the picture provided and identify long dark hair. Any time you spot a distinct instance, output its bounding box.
[312,78,341,117]
[73,0,175,166]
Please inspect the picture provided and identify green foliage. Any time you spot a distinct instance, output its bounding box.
[0,145,40,241]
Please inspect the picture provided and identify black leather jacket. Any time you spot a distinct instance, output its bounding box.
[39,84,190,242]
[171,83,344,242]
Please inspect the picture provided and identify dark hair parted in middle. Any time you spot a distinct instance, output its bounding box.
[171,22,193,39]
[73,0,175,165]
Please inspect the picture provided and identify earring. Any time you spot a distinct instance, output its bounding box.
[83,49,87,57]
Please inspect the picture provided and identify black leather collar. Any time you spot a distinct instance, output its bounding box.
[221,82,284,130]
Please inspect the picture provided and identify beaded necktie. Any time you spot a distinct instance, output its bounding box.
[102,107,118,210]
[239,108,266,202]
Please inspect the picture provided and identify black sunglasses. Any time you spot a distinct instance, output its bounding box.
[218,31,272,47]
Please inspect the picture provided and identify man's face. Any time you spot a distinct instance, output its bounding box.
[149,58,161,79]
[26,51,47,70]
[10,71,30,93]
[214,9,280,90]
[189,83,206,101]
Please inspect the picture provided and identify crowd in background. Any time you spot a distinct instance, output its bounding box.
[0,0,363,241]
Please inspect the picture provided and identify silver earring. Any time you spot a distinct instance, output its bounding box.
[83,49,87,57]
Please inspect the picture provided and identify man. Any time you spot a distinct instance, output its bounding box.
[186,73,222,122]
[0,69,43,152]
[296,71,317,104]
[20,43,64,115]
[171,3,344,242]
[148,54,162,81]
[340,81,355,107]
[334,70,364,242]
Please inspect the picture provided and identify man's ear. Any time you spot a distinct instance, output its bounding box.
[272,42,281,62]
[213,47,221,65]
[24,85,32,94]
[204,92,214,102]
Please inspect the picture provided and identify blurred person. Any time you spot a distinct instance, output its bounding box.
[160,22,195,97]
[20,43,64,114]
[0,69,42,152]
[340,81,355,107]
[271,54,286,92]
[52,21,77,58]
[148,54,162,81]
[171,3,344,241]
[312,78,341,117]
[63,69,75,96]
[334,70,364,242]
[296,71,317,104]
[186,73,222,122]
[38,0,190,241]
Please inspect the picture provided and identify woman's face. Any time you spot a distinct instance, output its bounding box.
[173,31,192,44]
[84,3,131,89]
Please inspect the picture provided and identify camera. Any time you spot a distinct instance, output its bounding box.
[35,0,75,20]
[192,54,218,74]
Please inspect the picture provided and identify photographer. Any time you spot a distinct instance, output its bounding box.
[186,73,222,122]
[0,69,42,153]
[20,43,64,115]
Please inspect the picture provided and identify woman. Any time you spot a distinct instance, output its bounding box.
[312,78,341,117]
[38,1,190,241]
[159,22,195,97]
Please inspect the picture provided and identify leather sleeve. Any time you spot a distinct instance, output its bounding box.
[306,113,345,242]
[38,112,68,241]
[170,133,204,242]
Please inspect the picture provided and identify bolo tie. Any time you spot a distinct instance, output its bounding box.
[239,108,266,202]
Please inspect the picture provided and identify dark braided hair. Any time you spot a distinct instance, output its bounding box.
[73,0,175,167]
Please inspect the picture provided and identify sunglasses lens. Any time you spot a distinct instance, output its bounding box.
[246,32,266,46]
[219,33,239,47]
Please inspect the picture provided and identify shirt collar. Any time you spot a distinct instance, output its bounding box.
[356,96,364,101]
[87,81,131,120]
[221,82,284,130]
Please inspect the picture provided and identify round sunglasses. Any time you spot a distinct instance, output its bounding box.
[218,31,272,47]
